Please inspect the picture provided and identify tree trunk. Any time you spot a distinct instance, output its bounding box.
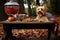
[18,0,25,14]
[55,0,60,13]
[50,0,58,13]
[36,0,40,5]
[27,0,32,16]
[0,0,8,21]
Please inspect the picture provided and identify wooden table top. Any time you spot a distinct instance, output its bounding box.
[0,21,55,24]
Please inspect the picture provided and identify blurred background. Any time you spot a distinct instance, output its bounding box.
[0,0,60,20]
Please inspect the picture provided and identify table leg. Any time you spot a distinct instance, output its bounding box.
[48,29,51,40]
[2,25,14,40]
[2,24,23,40]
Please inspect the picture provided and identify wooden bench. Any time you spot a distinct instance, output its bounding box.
[0,21,55,40]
